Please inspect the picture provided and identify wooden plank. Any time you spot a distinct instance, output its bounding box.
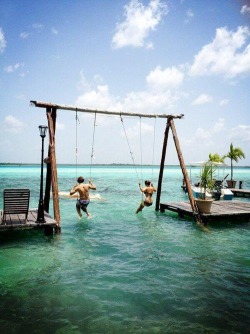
[30,100,184,119]
[230,189,250,197]
[0,209,58,230]
[160,200,250,222]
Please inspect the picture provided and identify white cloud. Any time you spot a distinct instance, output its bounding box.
[213,118,224,132]
[75,72,181,115]
[77,71,92,91]
[0,28,7,53]
[184,9,194,23]
[4,115,24,133]
[184,118,225,146]
[230,124,250,142]
[146,66,184,91]
[4,63,24,73]
[121,120,153,139]
[123,89,179,112]
[19,70,29,77]
[191,94,213,105]
[189,26,250,78]
[20,32,31,39]
[32,23,44,30]
[146,41,154,49]
[112,0,168,49]
[51,27,58,35]
[240,5,250,15]
[195,127,210,140]
[219,99,229,106]
[56,122,65,130]
[76,84,122,111]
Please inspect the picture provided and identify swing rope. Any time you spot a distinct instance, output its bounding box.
[120,115,141,183]
[151,117,156,181]
[75,109,80,179]
[139,117,143,182]
[90,112,97,180]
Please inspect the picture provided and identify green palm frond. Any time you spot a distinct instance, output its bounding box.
[224,143,245,180]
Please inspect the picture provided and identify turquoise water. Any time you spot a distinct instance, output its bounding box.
[0,165,250,333]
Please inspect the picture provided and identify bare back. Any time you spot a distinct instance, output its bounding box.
[75,184,91,200]
[142,186,156,204]
[70,182,96,200]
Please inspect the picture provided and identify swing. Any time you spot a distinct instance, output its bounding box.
[32,100,189,224]
[90,112,97,179]
[60,112,156,204]
[120,115,156,183]
[74,110,96,181]
[59,111,103,200]
[120,115,157,211]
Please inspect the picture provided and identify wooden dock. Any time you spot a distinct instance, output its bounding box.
[229,188,250,198]
[0,209,58,234]
[160,200,250,223]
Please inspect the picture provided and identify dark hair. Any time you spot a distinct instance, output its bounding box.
[145,180,151,186]
[77,176,84,183]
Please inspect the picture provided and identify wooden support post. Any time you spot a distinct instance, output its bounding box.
[44,225,54,236]
[44,107,53,213]
[44,158,51,213]
[169,118,202,224]
[155,119,171,211]
[47,108,61,232]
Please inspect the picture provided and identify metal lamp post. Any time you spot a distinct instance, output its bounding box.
[37,125,48,223]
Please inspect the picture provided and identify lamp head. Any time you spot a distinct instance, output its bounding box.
[38,125,48,138]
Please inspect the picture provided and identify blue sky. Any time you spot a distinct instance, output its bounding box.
[0,0,249,166]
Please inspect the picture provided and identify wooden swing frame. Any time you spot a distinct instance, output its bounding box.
[30,100,200,230]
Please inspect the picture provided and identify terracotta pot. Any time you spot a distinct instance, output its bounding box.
[226,180,236,188]
[195,198,213,214]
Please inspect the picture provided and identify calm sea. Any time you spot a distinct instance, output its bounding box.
[0,164,249,334]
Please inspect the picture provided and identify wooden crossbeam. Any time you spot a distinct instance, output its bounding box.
[30,100,184,119]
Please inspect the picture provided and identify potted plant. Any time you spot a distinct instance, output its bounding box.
[223,143,245,188]
[208,153,226,199]
[195,162,215,214]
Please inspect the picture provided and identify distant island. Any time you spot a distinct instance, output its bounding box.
[0,163,249,167]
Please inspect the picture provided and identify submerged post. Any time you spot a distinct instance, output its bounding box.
[155,118,171,211]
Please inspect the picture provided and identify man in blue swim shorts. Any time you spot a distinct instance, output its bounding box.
[70,176,96,218]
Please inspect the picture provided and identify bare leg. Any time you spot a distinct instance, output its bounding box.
[82,207,90,217]
[76,206,82,218]
[136,203,144,214]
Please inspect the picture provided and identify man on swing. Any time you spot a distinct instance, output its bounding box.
[136,180,156,214]
[70,176,96,218]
